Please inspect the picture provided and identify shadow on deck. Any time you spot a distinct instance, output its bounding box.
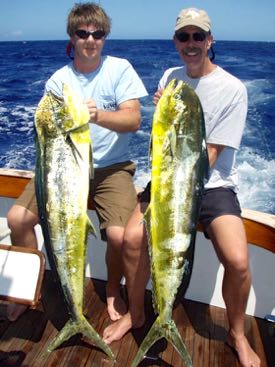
[0,271,274,367]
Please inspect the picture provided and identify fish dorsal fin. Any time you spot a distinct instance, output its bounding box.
[89,145,94,180]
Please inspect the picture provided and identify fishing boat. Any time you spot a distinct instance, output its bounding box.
[0,167,274,367]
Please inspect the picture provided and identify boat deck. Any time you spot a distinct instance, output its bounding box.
[0,271,274,367]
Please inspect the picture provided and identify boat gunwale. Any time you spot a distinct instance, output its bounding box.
[0,168,274,253]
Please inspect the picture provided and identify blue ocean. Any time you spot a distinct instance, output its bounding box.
[0,40,274,214]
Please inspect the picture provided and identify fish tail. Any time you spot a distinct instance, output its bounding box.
[42,316,115,361]
[80,316,115,361]
[131,316,192,367]
[166,319,192,366]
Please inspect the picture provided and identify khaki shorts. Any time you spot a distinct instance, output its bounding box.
[15,161,138,241]
[15,178,38,215]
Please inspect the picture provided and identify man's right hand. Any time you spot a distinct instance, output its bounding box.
[153,89,164,105]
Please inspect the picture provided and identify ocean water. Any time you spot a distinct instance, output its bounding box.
[0,40,274,214]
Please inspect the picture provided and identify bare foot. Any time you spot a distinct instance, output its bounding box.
[103,312,145,345]
[227,333,261,367]
[106,286,127,321]
[6,303,28,322]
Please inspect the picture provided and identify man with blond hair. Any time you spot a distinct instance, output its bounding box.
[6,2,147,323]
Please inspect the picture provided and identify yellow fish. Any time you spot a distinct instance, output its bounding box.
[132,79,208,367]
[35,84,115,361]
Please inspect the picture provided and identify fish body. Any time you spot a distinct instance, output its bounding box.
[132,79,208,367]
[35,84,114,361]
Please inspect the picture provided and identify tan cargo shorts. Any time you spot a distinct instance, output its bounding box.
[15,161,138,241]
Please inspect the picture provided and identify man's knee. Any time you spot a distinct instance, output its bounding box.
[7,205,38,231]
[123,226,146,252]
[106,226,125,250]
[225,251,250,277]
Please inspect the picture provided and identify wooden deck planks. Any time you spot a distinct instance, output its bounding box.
[0,271,274,367]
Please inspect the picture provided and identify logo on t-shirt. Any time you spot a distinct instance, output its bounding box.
[103,101,116,110]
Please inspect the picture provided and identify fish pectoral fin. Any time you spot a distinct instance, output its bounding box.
[87,215,97,237]
[169,125,177,158]
[131,317,192,367]
[162,126,177,159]
[143,205,151,236]
[143,204,151,220]
[65,134,84,165]
[89,147,94,180]
[148,133,153,168]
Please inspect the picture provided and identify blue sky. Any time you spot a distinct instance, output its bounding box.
[1,0,275,42]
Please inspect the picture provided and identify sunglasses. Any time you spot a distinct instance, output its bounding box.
[175,32,207,43]
[75,29,106,40]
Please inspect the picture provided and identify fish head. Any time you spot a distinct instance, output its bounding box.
[170,80,205,140]
[35,84,90,136]
[35,91,64,137]
[153,79,179,132]
[153,79,206,156]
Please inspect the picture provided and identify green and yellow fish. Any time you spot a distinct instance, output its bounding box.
[132,79,208,367]
[35,84,115,361]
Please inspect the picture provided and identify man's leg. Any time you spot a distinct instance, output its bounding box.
[92,162,138,321]
[207,215,260,367]
[103,201,150,344]
[6,204,39,321]
[105,225,127,321]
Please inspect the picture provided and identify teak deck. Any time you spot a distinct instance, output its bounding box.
[0,271,274,367]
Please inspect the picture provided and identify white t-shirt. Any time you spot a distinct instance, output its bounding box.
[159,66,247,191]
[45,56,148,168]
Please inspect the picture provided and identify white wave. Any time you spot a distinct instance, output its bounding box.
[237,150,275,214]
[32,79,46,87]
[12,105,36,117]
[245,79,275,104]
[1,147,35,171]
[0,106,8,113]
[219,55,244,63]
[135,130,150,138]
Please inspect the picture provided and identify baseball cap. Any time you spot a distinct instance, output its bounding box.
[175,8,211,32]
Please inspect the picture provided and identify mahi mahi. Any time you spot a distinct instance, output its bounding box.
[35,84,115,361]
[132,79,208,367]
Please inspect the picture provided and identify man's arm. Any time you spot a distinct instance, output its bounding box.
[85,98,141,133]
[207,143,224,167]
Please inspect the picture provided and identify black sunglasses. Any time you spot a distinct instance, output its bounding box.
[75,29,106,40]
[175,32,207,43]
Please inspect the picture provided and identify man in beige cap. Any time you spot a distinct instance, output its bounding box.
[175,7,211,32]
[103,7,260,367]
